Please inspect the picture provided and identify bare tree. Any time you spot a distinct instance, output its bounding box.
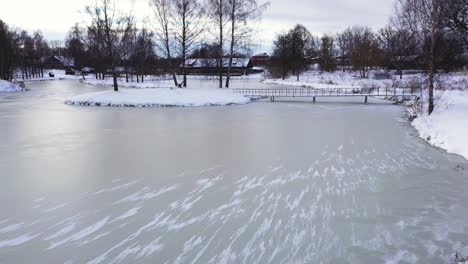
[151,0,179,88]
[131,27,156,83]
[439,0,468,47]
[86,0,131,92]
[0,20,15,81]
[121,17,136,83]
[289,25,314,81]
[173,0,204,88]
[269,32,290,80]
[394,0,445,114]
[65,24,87,72]
[207,0,229,88]
[344,26,380,79]
[224,0,269,88]
[336,29,353,72]
[319,34,336,72]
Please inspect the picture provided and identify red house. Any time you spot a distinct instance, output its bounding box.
[251,53,270,66]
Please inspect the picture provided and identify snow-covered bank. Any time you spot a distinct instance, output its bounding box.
[412,91,468,160]
[264,71,467,90]
[65,88,250,107]
[82,73,265,89]
[0,80,25,93]
[13,69,82,82]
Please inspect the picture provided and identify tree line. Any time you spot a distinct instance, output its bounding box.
[1,0,268,90]
[269,0,467,114]
[68,0,268,91]
[0,20,55,81]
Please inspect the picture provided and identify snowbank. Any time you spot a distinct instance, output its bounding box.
[65,88,251,107]
[0,80,25,92]
[412,91,468,160]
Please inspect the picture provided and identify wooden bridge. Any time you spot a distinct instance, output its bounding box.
[233,87,422,103]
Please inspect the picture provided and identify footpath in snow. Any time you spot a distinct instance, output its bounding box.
[65,88,251,107]
[412,91,468,160]
[0,80,25,93]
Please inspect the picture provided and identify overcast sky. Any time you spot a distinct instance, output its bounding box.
[0,0,395,53]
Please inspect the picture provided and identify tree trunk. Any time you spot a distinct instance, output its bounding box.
[225,1,235,89]
[428,40,435,115]
[218,0,224,88]
[125,66,129,83]
[428,0,437,115]
[182,6,188,88]
[113,72,118,92]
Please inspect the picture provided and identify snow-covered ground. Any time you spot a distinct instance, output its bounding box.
[0,80,25,93]
[13,69,83,82]
[264,70,467,90]
[412,90,468,160]
[82,73,265,89]
[65,88,250,107]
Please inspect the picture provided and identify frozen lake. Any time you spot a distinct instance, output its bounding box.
[0,80,467,263]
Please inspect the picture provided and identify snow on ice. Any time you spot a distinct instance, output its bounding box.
[65,88,250,107]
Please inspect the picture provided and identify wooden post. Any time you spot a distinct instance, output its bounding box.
[365,96,368,104]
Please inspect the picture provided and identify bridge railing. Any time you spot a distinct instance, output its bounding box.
[233,87,422,98]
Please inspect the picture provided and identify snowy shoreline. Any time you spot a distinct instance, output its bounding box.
[264,70,468,160]
[411,90,468,160]
[65,88,251,107]
[0,80,26,93]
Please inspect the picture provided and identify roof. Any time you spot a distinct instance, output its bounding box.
[182,58,252,68]
[41,56,75,67]
[252,53,269,57]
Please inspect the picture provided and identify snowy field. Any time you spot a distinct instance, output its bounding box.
[0,80,25,93]
[65,88,251,107]
[412,91,468,160]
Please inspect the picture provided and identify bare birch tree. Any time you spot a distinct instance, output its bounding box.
[207,0,229,88]
[150,0,179,88]
[394,0,447,115]
[173,0,204,88]
[224,0,269,88]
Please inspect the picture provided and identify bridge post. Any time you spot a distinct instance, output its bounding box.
[365,96,368,104]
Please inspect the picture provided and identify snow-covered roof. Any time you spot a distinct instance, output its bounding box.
[182,58,252,68]
[41,56,75,67]
[252,53,269,57]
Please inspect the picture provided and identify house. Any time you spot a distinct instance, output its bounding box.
[41,56,75,70]
[251,53,270,66]
[181,58,253,76]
